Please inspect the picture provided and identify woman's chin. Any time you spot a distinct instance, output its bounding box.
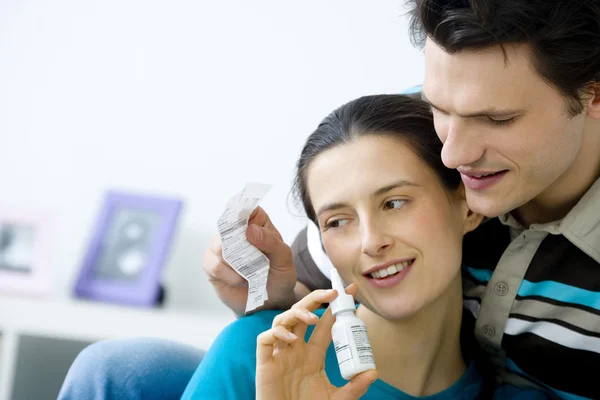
[377,308,419,321]
[360,296,423,321]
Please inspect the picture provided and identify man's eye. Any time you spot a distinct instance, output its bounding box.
[488,117,516,126]
[384,199,406,210]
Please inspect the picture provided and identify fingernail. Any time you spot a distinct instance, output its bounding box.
[250,225,263,242]
[287,331,298,340]
[306,311,317,319]
[370,371,378,384]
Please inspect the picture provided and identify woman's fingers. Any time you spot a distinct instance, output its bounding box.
[307,306,335,349]
[271,288,337,338]
[333,369,378,400]
[291,289,338,312]
[273,307,319,339]
[264,283,359,361]
[308,283,359,349]
[256,325,298,364]
[272,307,319,328]
[343,283,358,297]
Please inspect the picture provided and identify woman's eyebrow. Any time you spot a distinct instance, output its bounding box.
[316,180,419,217]
[372,180,419,197]
[316,202,347,218]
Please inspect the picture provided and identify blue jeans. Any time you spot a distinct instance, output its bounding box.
[57,338,204,400]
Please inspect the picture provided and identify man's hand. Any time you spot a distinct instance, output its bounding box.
[203,206,298,316]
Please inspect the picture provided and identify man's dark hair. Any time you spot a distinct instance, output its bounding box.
[408,0,600,116]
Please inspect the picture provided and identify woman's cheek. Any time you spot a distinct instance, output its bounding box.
[324,236,356,270]
[407,206,463,269]
[392,208,433,247]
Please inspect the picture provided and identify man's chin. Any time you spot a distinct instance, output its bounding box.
[465,193,513,219]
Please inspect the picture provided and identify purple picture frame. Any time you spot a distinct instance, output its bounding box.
[74,191,183,307]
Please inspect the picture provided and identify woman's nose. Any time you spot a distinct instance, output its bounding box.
[360,220,394,257]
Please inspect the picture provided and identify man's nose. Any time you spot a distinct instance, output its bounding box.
[440,119,485,170]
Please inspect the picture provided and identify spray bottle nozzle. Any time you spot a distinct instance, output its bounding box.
[329,268,356,315]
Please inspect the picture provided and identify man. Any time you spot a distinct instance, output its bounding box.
[205,0,600,398]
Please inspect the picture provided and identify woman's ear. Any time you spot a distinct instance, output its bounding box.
[454,184,484,234]
[586,82,600,120]
[463,206,484,234]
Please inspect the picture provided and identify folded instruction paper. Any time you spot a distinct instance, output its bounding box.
[217,182,272,313]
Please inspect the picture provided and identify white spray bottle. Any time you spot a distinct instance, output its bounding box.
[330,268,376,380]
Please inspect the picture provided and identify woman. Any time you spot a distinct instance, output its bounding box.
[181,95,547,399]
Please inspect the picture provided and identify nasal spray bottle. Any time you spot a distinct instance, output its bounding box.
[330,268,376,380]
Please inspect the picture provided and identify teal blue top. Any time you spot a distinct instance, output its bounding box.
[181,308,548,399]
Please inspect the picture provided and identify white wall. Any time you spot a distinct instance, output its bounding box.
[0,0,424,315]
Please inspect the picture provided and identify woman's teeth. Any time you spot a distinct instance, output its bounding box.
[369,261,411,279]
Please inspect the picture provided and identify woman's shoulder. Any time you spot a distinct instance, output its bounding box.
[233,309,284,327]
[180,309,286,399]
[219,309,284,343]
[217,307,329,348]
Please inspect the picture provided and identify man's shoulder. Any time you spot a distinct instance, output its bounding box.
[292,225,333,291]
[493,385,550,400]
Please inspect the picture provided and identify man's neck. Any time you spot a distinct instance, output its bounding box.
[514,117,600,227]
[356,276,465,396]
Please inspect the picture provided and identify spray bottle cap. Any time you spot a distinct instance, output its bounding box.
[330,268,356,315]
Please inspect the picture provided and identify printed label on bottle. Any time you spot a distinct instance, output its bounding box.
[350,325,375,364]
[334,338,353,365]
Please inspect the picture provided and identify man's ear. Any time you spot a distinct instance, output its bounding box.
[586,82,600,120]
[455,184,484,234]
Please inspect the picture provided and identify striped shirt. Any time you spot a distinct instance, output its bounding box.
[462,177,600,399]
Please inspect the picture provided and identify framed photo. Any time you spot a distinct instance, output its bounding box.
[0,207,52,296]
[74,191,183,307]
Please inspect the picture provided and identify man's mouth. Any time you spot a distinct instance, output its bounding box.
[460,170,508,190]
[467,170,506,178]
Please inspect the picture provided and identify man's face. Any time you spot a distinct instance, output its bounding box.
[422,39,588,219]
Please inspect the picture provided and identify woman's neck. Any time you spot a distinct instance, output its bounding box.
[355,276,465,397]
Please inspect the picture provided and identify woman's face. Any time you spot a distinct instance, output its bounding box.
[306,135,481,320]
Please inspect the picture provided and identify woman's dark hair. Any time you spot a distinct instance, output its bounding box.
[407,0,600,116]
[292,94,460,224]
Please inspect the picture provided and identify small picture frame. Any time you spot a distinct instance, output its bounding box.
[74,191,183,307]
[0,207,53,296]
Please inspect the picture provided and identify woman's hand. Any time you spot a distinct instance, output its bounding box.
[256,285,378,400]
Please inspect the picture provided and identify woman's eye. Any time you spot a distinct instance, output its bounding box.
[384,199,406,210]
[326,219,349,229]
